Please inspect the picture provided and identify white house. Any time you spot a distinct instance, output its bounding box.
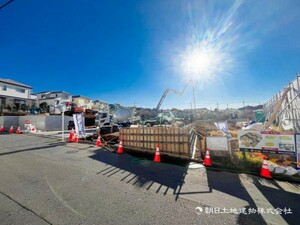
[34,91,72,107]
[0,78,35,111]
[92,99,109,111]
[72,95,93,109]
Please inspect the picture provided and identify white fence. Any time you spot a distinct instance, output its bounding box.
[264,75,300,131]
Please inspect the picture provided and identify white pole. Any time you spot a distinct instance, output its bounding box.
[62,108,65,141]
[191,135,197,160]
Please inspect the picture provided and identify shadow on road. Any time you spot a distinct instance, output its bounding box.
[252,177,300,225]
[90,149,299,224]
[206,169,266,225]
[90,149,188,196]
[0,141,65,157]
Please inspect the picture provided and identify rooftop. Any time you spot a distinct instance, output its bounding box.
[72,95,91,100]
[0,78,32,89]
[33,91,71,95]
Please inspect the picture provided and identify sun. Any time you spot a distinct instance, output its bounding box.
[179,41,224,83]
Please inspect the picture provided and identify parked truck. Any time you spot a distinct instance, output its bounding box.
[95,104,140,134]
[142,111,184,127]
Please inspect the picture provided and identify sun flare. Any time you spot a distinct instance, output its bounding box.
[180,41,224,82]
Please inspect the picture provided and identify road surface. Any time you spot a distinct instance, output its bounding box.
[0,133,299,225]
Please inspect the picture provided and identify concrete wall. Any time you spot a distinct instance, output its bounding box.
[0,115,74,131]
[0,116,19,130]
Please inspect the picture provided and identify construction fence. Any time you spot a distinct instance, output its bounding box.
[264,75,300,131]
[120,126,192,158]
[120,126,213,160]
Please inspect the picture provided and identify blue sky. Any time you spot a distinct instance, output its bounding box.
[0,0,299,109]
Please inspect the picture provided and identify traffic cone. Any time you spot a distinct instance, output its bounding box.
[203,148,211,166]
[9,126,14,134]
[0,126,4,132]
[68,128,74,142]
[16,127,21,134]
[117,140,124,154]
[153,145,161,163]
[260,157,272,179]
[96,135,102,147]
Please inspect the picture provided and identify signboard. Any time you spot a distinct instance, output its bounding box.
[214,121,229,135]
[24,120,31,124]
[238,130,295,155]
[206,136,229,151]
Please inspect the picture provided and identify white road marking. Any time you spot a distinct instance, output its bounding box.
[46,177,84,218]
[275,180,300,195]
[239,174,288,225]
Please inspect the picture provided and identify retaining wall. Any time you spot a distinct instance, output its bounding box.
[0,115,73,131]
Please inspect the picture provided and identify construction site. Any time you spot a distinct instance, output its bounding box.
[1,75,300,183]
[1,1,300,224]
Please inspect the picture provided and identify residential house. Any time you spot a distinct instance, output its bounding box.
[72,95,93,109]
[0,78,35,111]
[34,91,72,107]
[92,100,109,111]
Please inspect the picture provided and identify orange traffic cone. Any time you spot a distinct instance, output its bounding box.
[9,126,14,134]
[16,127,21,134]
[96,135,102,147]
[260,157,272,179]
[0,126,4,132]
[203,148,211,166]
[117,140,124,154]
[68,128,74,142]
[73,133,79,143]
[153,145,161,163]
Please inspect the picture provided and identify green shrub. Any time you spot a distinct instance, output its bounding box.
[210,152,263,172]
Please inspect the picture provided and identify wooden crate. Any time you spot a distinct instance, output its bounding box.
[119,126,190,158]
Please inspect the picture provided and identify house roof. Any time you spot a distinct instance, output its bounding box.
[0,78,32,89]
[33,91,70,95]
[93,99,108,104]
[72,95,91,100]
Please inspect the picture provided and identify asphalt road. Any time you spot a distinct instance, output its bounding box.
[0,133,299,225]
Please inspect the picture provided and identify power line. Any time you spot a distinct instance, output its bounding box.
[0,0,14,11]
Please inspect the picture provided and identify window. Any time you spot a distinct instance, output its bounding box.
[41,94,46,98]
[16,88,25,93]
[2,85,7,91]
